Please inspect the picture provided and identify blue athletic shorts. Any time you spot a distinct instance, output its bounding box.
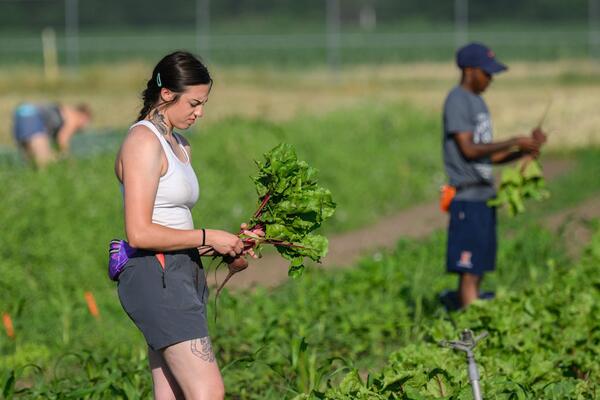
[13,104,47,144]
[446,200,497,276]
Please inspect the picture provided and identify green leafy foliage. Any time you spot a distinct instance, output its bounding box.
[303,226,600,400]
[488,159,550,216]
[2,218,599,399]
[248,143,336,277]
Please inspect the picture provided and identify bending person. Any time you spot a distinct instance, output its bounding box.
[13,102,92,168]
[114,51,260,400]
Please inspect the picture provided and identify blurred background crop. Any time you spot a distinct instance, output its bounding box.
[0,0,599,149]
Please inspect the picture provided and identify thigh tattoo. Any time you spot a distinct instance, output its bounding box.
[191,337,215,363]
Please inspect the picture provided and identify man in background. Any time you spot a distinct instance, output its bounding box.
[443,42,547,308]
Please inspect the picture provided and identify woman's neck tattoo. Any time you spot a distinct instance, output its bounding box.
[149,110,170,136]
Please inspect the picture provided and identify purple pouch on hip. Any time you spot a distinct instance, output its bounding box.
[108,239,136,281]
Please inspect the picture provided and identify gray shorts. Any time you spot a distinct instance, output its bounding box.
[117,249,209,350]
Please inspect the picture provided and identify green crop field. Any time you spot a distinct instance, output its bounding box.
[3,196,600,398]
[1,49,600,399]
[1,96,600,397]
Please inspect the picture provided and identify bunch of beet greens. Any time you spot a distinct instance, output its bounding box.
[244,143,336,276]
[216,143,336,298]
[487,159,550,216]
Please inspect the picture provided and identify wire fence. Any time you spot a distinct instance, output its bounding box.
[0,0,597,70]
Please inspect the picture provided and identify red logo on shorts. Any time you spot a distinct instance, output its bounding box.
[458,251,473,268]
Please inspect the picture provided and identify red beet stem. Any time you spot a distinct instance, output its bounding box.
[253,193,271,219]
[214,258,249,322]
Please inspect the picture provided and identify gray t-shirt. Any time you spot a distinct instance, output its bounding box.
[443,85,495,201]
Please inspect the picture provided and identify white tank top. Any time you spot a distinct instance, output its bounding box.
[125,120,200,230]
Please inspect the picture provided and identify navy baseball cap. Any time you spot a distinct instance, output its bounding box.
[456,42,507,74]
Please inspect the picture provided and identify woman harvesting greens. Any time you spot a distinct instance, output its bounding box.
[113,51,261,400]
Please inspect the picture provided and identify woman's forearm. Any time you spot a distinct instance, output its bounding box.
[126,223,205,251]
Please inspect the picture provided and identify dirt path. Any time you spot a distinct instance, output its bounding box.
[543,195,600,257]
[210,159,574,290]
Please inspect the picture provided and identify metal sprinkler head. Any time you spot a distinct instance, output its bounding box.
[439,329,488,353]
[438,329,489,400]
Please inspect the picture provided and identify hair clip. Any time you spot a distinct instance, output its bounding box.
[156,72,162,87]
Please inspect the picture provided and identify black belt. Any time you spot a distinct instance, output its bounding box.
[455,182,493,191]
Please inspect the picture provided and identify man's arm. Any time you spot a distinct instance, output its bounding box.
[453,132,539,161]
[490,149,525,164]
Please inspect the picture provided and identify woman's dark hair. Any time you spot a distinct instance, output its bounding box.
[137,51,212,121]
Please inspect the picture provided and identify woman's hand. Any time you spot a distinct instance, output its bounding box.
[239,223,265,259]
[203,229,244,258]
